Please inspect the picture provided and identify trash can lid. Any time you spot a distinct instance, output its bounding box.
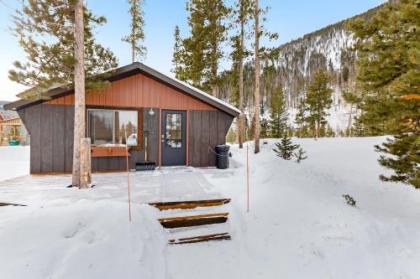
[215,145,230,152]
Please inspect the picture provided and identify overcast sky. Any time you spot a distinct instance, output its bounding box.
[0,0,384,101]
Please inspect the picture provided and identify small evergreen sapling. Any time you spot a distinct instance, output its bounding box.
[294,148,307,163]
[342,194,356,207]
[273,134,299,160]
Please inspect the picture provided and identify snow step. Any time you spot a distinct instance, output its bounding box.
[158,212,229,229]
[168,232,231,245]
[149,198,231,211]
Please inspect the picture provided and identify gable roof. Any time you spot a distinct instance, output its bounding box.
[5,62,241,117]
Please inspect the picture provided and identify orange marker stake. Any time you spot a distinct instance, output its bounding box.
[246,144,250,213]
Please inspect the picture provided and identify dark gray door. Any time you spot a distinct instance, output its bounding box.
[161,110,186,166]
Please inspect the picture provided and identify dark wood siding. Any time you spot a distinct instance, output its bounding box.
[18,104,73,173]
[188,110,233,167]
[18,105,233,173]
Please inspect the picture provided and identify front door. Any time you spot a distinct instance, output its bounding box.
[161,110,186,166]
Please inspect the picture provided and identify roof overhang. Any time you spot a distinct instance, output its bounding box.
[5,62,241,117]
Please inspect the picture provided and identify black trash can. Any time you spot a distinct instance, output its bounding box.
[215,145,230,169]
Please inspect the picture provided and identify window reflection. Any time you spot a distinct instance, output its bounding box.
[88,109,138,146]
[166,113,182,148]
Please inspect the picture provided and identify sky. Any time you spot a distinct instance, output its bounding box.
[0,0,385,102]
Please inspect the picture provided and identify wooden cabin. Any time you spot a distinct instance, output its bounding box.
[5,63,240,174]
[0,103,28,145]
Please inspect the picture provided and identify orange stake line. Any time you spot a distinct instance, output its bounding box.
[125,130,132,223]
[246,144,250,213]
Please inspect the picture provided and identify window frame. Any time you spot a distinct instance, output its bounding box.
[86,108,142,149]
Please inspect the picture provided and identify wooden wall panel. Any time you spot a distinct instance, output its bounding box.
[188,110,233,167]
[208,111,218,166]
[64,106,74,172]
[48,73,217,111]
[40,105,53,172]
[19,104,233,173]
[52,105,65,172]
[200,111,209,167]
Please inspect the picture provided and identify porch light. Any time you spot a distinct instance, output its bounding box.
[148,108,155,116]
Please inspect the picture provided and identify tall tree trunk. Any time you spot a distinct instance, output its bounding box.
[238,5,245,149]
[253,0,260,153]
[347,103,353,137]
[211,42,218,97]
[72,0,88,188]
[315,121,319,139]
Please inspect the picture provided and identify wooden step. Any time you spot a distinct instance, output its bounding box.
[158,212,229,229]
[0,202,26,207]
[149,198,231,211]
[169,232,231,245]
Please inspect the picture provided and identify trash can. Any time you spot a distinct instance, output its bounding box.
[215,145,230,169]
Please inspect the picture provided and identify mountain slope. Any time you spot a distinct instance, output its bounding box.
[274,5,383,131]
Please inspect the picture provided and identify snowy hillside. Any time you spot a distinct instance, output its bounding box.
[1,137,420,279]
[273,5,382,131]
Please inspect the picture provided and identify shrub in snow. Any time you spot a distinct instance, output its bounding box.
[294,148,308,163]
[342,194,356,207]
[273,134,299,160]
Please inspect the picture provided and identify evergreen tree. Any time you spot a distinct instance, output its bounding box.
[305,70,333,138]
[350,0,419,187]
[73,0,89,188]
[179,0,230,94]
[273,134,299,160]
[269,84,288,138]
[294,148,307,163]
[295,98,307,138]
[231,0,253,149]
[172,25,183,79]
[342,90,362,137]
[252,0,278,153]
[122,0,146,62]
[253,0,261,153]
[9,0,118,99]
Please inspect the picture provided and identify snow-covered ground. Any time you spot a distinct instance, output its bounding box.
[0,146,29,182]
[1,137,420,279]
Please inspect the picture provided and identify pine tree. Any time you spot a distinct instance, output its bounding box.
[342,90,362,137]
[73,0,88,188]
[350,0,419,188]
[269,84,288,138]
[9,0,118,99]
[305,70,333,138]
[231,0,253,149]
[9,0,117,188]
[172,25,183,79]
[122,0,146,62]
[252,0,279,153]
[295,98,307,138]
[253,0,261,153]
[273,134,299,160]
[179,0,230,94]
[294,148,307,163]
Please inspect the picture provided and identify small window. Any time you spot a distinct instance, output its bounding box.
[88,109,138,146]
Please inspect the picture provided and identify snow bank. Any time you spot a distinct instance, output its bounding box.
[1,137,419,279]
[0,146,29,182]
[198,137,420,279]
[0,200,166,279]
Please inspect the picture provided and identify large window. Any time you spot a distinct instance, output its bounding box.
[88,109,138,146]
